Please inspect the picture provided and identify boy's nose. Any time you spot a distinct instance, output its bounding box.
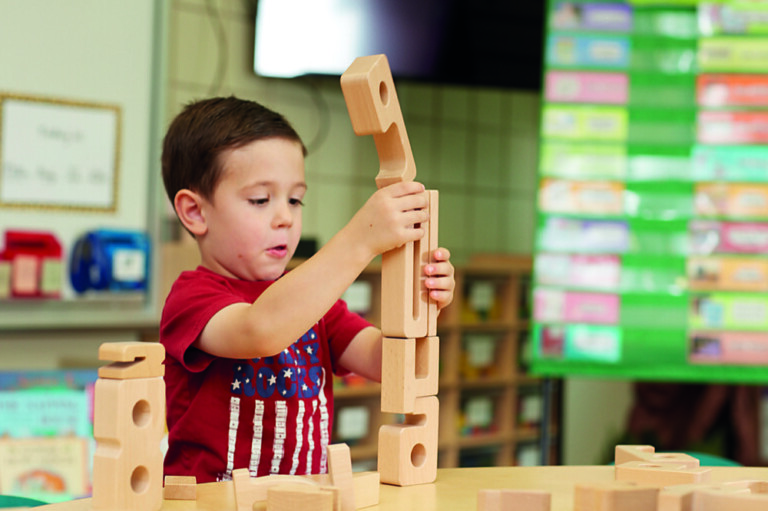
[272,203,294,227]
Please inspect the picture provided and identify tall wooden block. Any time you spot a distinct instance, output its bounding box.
[381,190,438,339]
[378,395,439,486]
[381,336,439,414]
[340,54,416,189]
[92,342,165,511]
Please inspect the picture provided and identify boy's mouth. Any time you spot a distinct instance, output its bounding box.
[267,245,288,258]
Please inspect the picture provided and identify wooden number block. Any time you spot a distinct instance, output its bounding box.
[378,395,438,486]
[478,489,551,511]
[266,483,337,511]
[92,358,165,511]
[340,53,416,189]
[574,481,659,511]
[381,190,439,339]
[615,461,711,486]
[615,445,700,469]
[163,475,196,500]
[381,336,439,414]
[327,444,355,511]
[98,341,165,380]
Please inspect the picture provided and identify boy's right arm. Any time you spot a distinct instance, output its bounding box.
[196,181,429,360]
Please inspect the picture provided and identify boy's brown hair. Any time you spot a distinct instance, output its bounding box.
[161,96,306,205]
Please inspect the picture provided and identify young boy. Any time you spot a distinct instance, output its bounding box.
[159,96,454,483]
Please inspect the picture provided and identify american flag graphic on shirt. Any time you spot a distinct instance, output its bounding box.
[219,327,331,480]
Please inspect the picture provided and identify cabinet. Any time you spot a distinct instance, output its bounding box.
[332,254,561,469]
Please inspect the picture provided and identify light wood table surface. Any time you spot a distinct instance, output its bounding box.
[36,466,768,511]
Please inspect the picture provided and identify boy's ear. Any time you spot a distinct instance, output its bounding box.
[174,189,208,237]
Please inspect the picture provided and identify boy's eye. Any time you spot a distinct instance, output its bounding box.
[248,198,269,205]
[290,198,305,207]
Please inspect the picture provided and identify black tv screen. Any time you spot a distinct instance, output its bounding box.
[253,0,545,90]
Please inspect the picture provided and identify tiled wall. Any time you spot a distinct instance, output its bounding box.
[166,0,542,264]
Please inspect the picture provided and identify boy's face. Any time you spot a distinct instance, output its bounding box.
[197,137,306,281]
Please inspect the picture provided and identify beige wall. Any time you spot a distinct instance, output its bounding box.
[164,0,541,264]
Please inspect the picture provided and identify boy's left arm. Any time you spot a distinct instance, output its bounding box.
[338,248,455,383]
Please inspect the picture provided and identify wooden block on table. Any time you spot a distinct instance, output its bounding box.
[381,336,439,414]
[381,190,438,339]
[477,489,551,511]
[232,469,319,511]
[97,341,165,379]
[327,443,355,511]
[615,461,711,486]
[692,481,768,511]
[266,483,337,511]
[658,481,750,511]
[352,471,380,509]
[163,475,196,500]
[615,445,700,469]
[378,395,439,487]
[574,481,659,511]
[340,53,416,189]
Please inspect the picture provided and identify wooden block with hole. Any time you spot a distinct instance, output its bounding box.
[574,481,659,511]
[477,489,551,511]
[381,336,439,414]
[380,190,439,339]
[92,342,165,511]
[340,53,416,189]
[163,475,196,500]
[378,395,438,486]
[615,445,700,469]
[615,460,711,486]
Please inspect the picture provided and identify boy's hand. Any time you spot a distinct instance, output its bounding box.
[424,248,455,311]
[348,181,429,258]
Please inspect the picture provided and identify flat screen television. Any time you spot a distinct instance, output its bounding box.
[253,0,545,90]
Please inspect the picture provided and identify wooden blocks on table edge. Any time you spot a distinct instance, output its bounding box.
[163,475,196,500]
[340,53,416,189]
[477,489,551,511]
[232,443,379,511]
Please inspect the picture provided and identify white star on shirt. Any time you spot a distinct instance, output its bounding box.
[231,379,241,390]
[283,368,293,379]
[268,375,277,386]
[306,346,314,355]
[302,384,308,392]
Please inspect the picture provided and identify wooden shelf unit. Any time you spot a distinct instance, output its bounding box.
[332,254,561,469]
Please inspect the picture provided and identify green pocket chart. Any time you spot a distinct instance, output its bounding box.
[531,0,768,383]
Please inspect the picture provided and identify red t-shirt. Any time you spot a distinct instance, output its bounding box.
[160,266,371,482]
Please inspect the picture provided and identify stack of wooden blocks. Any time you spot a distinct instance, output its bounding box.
[340,53,440,487]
